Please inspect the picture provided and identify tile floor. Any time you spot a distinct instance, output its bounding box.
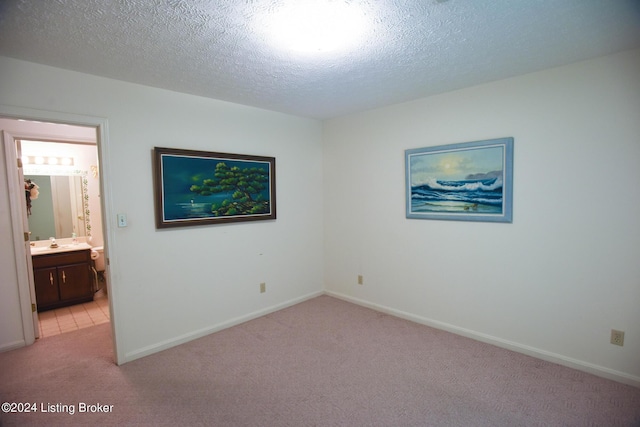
[37,291,110,338]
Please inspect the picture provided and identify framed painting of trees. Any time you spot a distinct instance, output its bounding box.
[153,147,276,228]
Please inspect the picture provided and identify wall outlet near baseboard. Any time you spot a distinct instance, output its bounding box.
[358,275,363,285]
[610,329,624,346]
[260,282,266,293]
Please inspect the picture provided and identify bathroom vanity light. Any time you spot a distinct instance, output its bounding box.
[24,155,74,166]
[60,157,73,166]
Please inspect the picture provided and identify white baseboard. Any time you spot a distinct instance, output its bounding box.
[0,339,26,353]
[325,290,640,389]
[123,291,324,364]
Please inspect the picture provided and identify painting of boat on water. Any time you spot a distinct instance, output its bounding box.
[405,138,513,223]
[154,147,276,228]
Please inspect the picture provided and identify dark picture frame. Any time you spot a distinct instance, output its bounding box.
[153,147,276,228]
[405,137,513,223]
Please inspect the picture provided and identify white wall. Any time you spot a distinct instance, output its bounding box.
[0,56,325,363]
[2,49,638,385]
[323,49,640,386]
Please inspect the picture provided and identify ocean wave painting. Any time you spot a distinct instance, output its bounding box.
[405,138,513,223]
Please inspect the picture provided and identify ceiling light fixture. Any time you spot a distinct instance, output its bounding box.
[261,0,371,55]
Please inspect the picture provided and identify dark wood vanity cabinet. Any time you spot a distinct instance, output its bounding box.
[32,249,93,311]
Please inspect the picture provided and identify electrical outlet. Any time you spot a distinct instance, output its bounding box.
[260,282,266,293]
[358,275,363,285]
[610,329,625,346]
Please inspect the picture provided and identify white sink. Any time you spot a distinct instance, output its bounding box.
[30,242,91,256]
[30,245,60,254]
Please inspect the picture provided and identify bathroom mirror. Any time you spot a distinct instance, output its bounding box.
[24,173,91,241]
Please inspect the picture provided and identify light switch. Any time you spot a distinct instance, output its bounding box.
[117,213,128,227]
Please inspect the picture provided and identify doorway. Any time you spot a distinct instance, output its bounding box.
[0,108,119,364]
[21,136,109,338]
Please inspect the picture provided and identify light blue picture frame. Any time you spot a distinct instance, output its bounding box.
[405,137,513,223]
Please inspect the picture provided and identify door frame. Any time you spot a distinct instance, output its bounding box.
[0,104,120,364]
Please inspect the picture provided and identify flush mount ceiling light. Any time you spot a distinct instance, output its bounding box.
[260,0,372,55]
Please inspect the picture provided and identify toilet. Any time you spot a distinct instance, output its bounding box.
[91,246,105,272]
[91,246,107,294]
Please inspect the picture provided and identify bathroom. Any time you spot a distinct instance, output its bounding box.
[2,118,109,339]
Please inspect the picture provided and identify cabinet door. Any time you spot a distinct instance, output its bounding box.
[34,267,60,308]
[58,263,92,301]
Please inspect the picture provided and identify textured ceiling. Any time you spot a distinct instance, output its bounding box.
[0,0,639,119]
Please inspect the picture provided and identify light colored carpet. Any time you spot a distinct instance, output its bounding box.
[1,295,639,426]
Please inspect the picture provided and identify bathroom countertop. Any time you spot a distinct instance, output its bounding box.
[30,242,92,256]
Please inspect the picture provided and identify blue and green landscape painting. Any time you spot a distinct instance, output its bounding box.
[161,154,272,221]
[409,145,504,215]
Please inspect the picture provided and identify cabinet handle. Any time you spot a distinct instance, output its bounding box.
[62,271,66,283]
[49,272,54,285]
